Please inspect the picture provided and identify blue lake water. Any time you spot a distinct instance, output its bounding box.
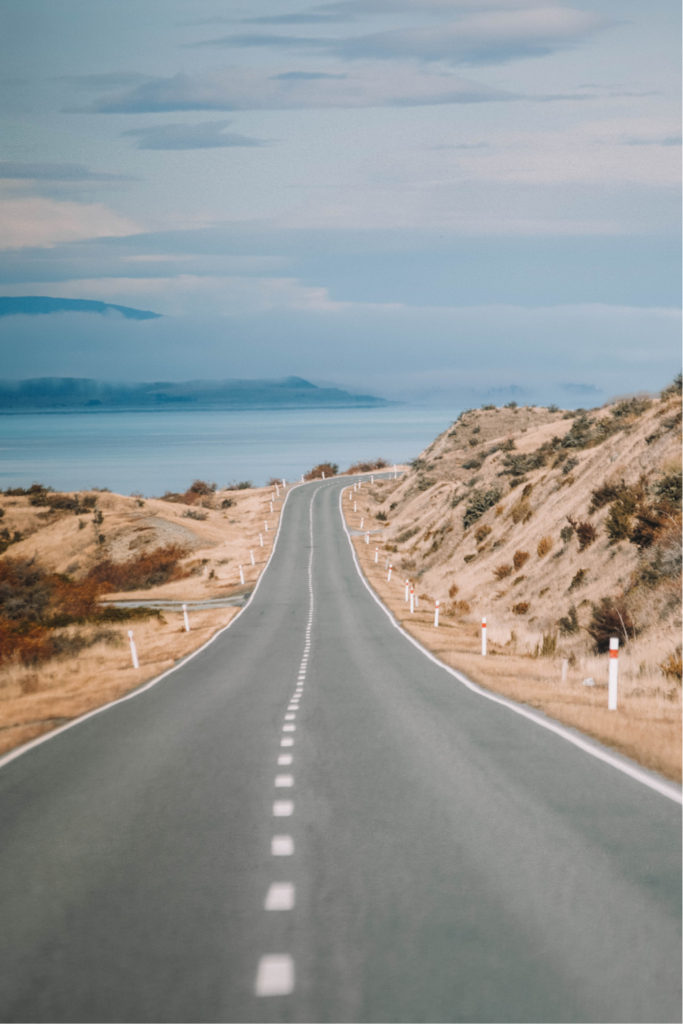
[0,405,457,497]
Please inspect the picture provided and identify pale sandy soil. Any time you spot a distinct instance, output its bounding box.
[0,482,290,756]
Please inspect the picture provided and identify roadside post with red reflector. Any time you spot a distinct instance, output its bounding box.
[608,637,619,710]
[481,616,487,656]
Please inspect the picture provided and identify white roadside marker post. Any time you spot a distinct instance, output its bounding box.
[282,479,286,488]
[128,630,139,669]
[275,484,280,497]
[481,616,487,656]
[259,533,264,547]
[360,517,364,529]
[182,603,190,632]
[404,579,409,602]
[365,532,369,545]
[239,565,245,586]
[354,501,357,512]
[409,585,415,614]
[387,564,393,582]
[250,550,255,566]
[608,637,619,710]
[374,548,379,564]
[270,502,273,514]
[434,600,440,628]
[264,521,269,532]
[322,471,325,479]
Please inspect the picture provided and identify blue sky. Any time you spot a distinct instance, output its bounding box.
[0,0,679,404]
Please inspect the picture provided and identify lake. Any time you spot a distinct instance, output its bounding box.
[0,405,457,497]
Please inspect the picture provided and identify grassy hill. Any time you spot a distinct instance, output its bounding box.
[350,377,681,779]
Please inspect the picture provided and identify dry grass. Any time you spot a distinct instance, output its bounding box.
[0,482,290,756]
[345,486,681,783]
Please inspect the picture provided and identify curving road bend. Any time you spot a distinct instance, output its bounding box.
[0,478,680,1023]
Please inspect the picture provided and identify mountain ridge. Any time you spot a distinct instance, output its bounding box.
[0,376,392,411]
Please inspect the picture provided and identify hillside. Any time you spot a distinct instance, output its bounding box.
[347,378,681,779]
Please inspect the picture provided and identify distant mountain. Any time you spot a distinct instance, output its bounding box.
[0,376,392,411]
[0,296,161,320]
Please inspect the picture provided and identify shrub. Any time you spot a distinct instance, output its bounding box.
[569,519,596,550]
[376,511,388,522]
[345,458,388,473]
[560,524,574,544]
[660,374,682,400]
[587,596,635,652]
[396,526,419,544]
[558,605,579,635]
[220,498,235,509]
[475,524,492,543]
[653,470,682,510]
[493,563,513,580]
[448,583,459,598]
[659,646,682,682]
[304,462,338,480]
[512,602,529,615]
[568,568,587,592]
[534,632,557,657]
[537,536,553,557]
[509,497,532,524]
[183,509,208,521]
[462,487,501,530]
[86,544,190,591]
[589,479,627,513]
[513,549,529,570]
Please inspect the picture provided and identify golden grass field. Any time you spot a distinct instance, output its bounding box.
[0,482,288,757]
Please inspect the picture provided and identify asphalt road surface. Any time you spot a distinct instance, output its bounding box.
[0,479,680,1023]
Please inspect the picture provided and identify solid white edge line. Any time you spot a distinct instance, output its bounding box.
[338,484,683,805]
[0,481,313,773]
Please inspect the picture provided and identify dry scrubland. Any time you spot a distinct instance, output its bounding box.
[0,477,293,756]
[345,380,682,781]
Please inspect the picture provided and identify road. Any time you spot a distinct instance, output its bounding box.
[0,478,680,1023]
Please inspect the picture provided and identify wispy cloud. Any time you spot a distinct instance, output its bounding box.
[85,66,514,113]
[0,161,132,183]
[123,120,267,150]
[189,5,611,67]
[0,198,140,250]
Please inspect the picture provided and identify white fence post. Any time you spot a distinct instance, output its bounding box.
[434,600,440,627]
[608,637,619,710]
[182,603,190,632]
[481,616,487,656]
[128,629,139,669]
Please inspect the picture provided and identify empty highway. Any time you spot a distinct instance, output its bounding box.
[0,478,680,1022]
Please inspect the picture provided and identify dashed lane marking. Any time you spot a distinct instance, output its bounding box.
[273,800,294,817]
[265,882,295,910]
[271,835,294,856]
[255,955,295,997]
[275,774,294,787]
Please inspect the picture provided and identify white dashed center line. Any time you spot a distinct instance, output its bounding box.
[273,800,294,817]
[280,737,294,748]
[271,835,294,856]
[275,774,294,787]
[255,955,295,996]
[265,882,295,910]
[277,753,293,766]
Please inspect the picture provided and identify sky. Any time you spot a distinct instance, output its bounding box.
[0,0,680,405]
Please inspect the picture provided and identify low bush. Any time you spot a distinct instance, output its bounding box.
[537,536,553,557]
[345,458,388,474]
[86,544,190,591]
[493,563,513,580]
[568,568,587,592]
[587,596,635,652]
[569,518,596,550]
[304,462,338,480]
[512,602,529,615]
[475,524,492,544]
[558,605,579,635]
[659,646,682,682]
[513,549,529,570]
[462,487,501,530]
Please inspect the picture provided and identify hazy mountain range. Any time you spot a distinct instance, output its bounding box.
[0,376,391,411]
